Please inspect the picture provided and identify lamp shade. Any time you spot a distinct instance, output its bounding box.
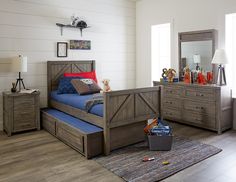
[11,55,27,72]
[193,54,201,64]
[212,49,228,64]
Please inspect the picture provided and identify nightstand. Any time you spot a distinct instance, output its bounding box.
[3,91,40,136]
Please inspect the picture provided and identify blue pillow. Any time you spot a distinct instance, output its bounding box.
[57,77,82,94]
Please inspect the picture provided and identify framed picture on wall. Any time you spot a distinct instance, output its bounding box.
[57,42,68,57]
[70,40,91,50]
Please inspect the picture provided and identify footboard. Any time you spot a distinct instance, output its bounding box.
[103,86,161,155]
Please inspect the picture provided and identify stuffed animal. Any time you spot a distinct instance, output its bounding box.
[102,79,111,92]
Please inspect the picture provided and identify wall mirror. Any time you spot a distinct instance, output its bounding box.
[178,29,217,81]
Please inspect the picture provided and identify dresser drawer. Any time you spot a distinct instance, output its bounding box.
[182,112,215,129]
[184,88,215,101]
[183,100,215,116]
[163,109,181,120]
[13,96,35,110]
[163,98,181,109]
[163,86,182,98]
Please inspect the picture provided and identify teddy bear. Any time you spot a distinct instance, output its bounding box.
[102,79,111,92]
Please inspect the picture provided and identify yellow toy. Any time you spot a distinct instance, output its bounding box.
[162,68,176,82]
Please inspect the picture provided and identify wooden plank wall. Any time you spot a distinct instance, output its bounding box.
[0,0,136,130]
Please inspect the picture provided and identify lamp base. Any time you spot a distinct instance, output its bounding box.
[14,72,26,92]
[215,65,226,86]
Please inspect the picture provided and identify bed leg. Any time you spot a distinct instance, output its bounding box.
[104,127,110,155]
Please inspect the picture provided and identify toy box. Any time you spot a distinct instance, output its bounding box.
[147,134,172,151]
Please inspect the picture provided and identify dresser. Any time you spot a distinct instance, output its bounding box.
[153,82,232,134]
[3,91,40,136]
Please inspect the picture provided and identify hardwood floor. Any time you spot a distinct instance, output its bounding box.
[0,122,236,182]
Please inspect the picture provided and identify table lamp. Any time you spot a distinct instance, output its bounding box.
[211,49,228,85]
[193,54,201,71]
[11,55,27,91]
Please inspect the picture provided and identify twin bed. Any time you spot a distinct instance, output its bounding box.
[47,61,161,155]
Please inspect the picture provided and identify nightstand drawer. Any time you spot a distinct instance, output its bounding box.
[14,96,35,111]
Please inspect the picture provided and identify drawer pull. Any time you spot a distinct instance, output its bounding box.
[196,93,204,97]
[195,106,204,110]
[195,118,202,122]
[166,101,173,104]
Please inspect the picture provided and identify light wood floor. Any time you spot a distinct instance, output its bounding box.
[0,122,236,182]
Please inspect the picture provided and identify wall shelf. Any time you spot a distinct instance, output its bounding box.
[56,23,90,36]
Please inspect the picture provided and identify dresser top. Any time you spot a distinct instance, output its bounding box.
[153,81,226,89]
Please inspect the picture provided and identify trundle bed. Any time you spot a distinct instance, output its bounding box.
[43,61,161,157]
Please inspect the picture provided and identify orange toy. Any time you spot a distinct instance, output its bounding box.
[144,119,158,134]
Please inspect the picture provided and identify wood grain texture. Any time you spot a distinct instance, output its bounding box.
[1,124,236,182]
[3,91,40,136]
[0,0,136,131]
[154,82,233,134]
[48,61,161,155]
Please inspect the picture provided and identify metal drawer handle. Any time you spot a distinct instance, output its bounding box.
[196,93,204,97]
[195,118,202,122]
[166,101,173,104]
[195,106,204,110]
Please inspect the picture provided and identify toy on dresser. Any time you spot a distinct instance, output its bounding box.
[161,68,177,82]
[102,79,111,92]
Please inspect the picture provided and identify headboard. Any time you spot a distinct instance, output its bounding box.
[47,60,95,99]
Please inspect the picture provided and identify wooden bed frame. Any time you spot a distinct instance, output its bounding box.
[47,61,161,155]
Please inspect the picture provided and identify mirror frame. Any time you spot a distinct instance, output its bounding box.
[178,29,217,82]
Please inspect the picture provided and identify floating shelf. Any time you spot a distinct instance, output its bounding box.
[56,23,90,36]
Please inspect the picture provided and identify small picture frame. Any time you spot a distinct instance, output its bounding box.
[70,40,91,50]
[57,42,68,57]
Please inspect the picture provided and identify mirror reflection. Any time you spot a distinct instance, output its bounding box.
[181,40,213,72]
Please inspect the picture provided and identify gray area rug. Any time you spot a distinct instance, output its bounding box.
[94,136,222,182]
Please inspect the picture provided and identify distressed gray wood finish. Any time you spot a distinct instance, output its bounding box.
[41,110,103,159]
[153,81,232,134]
[3,91,40,136]
[47,61,161,155]
[178,29,217,81]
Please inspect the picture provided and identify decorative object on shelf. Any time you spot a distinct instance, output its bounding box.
[57,42,68,57]
[193,54,201,71]
[11,55,27,92]
[211,49,228,85]
[56,15,90,36]
[197,72,207,85]
[70,40,91,50]
[183,66,191,83]
[207,71,213,84]
[161,68,176,82]
[102,79,111,92]
[11,82,17,92]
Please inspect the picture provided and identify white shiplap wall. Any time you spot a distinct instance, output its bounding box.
[0,0,136,130]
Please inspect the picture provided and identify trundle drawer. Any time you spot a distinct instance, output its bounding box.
[184,88,216,101]
[57,121,84,153]
[182,112,216,129]
[183,100,215,116]
[42,112,56,136]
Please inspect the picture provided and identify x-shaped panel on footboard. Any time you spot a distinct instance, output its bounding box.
[104,87,161,129]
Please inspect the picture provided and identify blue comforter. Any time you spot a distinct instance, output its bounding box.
[51,91,103,117]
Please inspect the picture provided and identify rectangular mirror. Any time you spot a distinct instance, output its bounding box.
[179,29,217,81]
